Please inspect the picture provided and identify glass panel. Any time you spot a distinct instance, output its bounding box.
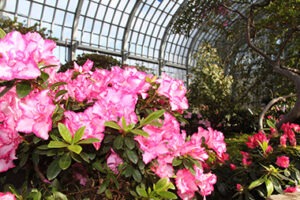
[42,7,54,23]
[18,1,30,15]
[30,3,43,20]
[87,2,98,18]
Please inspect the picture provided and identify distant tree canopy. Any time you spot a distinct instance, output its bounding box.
[174,0,299,129]
[59,53,121,72]
[0,17,55,40]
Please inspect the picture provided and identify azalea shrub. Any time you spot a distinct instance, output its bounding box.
[0,30,228,199]
[211,117,300,200]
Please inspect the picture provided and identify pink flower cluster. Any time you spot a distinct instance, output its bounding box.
[280,123,300,147]
[0,30,226,199]
[176,166,217,199]
[246,131,273,154]
[0,31,59,80]
[135,113,226,199]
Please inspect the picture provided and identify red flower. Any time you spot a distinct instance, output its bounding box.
[276,156,290,168]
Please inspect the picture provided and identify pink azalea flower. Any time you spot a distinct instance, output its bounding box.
[280,123,299,146]
[240,151,252,166]
[191,127,226,159]
[194,166,217,197]
[63,108,105,150]
[107,149,123,174]
[150,156,174,178]
[246,131,269,149]
[230,163,237,170]
[0,192,16,200]
[284,186,299,193]
[16,90,55,140]
[72,163,88,186]
[24,32,59,67]
[135,113,185,164]
[0,31,40,80]
[276,156,290,168]
[236,184,243,192]
[176,169,198,200]
[0,128,21,172]
[156,73,188,112]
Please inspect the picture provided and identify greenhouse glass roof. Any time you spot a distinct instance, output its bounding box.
[0,0,219,84]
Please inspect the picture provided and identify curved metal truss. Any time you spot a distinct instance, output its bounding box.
[0,0,221,84]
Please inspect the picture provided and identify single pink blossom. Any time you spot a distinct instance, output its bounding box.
[107,149,123,174]
[175,169,198,200]
[284,186,299,193]
[16,90,55,140]
[156,73,188,112]
[236,184,243,192]
[63,108,105,150]
[0,192,16,200]
[276,156,290,168]
[194,166,217,197]
[230,163,237,170]
[240,151,252,166]
[191,127,226,159]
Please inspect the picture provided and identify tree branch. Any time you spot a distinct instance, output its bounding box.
[258,94,296,131]
[276,25,300,61]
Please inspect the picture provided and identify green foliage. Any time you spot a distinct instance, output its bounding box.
[59,53,121,72]
[211,118,300,200]
[134,178,177,200]
[0,17,55,40]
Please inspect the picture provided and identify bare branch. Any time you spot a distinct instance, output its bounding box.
[258,94,296,131]
[276,25,300,60]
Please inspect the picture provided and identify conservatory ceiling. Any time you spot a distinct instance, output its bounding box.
[0,0,220,83]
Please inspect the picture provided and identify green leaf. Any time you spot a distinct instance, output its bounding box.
[77,138,100,144]
[73,126,85,144]
[59,153,72,170]
[40,71,50,82]
[16,81,32,98]
[97,180,109,194]
[157,191,178,199]
[155,178,169,192]
[105,189,113,199]
[48,141,68,148]
[124,137,135,150]
[131,129,149,137]
[266,119,276,128]
[58,123,72,144]
[269,176,283,194]
[248,176,265,190]
[50,81,67,90]
[121,116,127,130]
[55,90,68,99]
[113,135,124,150]
[79,152,91,163]
[0,28,6,38]
[28,188,42,200]
[49,191,68,200]
[47,159,61,180]
[126,149,138,164]
[104,121,121,130]
[265,179,274,197]
[123,165,134,178]
[136,185,148,198]
[132,169,142,182]
[0,81,14,97]
[172,158,182,167]
[140,109,165,127]
[67,144,82,154]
